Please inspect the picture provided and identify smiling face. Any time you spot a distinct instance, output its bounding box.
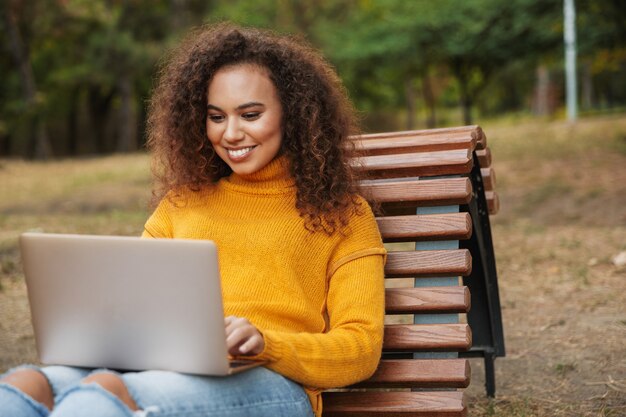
[206,64,283,176]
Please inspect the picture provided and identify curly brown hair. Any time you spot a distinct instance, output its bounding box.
[146,22,364,234]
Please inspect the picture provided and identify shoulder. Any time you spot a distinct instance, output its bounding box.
[335,194,383,251]
[345,195,378,233]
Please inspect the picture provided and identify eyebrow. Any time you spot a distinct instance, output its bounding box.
[206,102,265,111]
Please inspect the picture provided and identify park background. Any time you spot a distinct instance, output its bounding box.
[1,1,625,416]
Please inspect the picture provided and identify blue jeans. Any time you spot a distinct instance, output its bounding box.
[0,365,314,417]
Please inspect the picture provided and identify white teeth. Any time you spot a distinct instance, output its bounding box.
[227,147,254,157]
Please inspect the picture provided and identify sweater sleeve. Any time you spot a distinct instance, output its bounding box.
[249,252,386,388]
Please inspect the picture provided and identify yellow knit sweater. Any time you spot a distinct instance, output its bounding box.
[142,156,386,416]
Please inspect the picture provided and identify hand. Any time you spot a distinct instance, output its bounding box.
[224,315,265,356]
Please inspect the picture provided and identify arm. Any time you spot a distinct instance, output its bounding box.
[247,253,385,388]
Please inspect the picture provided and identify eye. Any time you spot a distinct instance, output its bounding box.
[207,114,225,123]
[242,112,261,121]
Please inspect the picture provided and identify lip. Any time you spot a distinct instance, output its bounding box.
[225,145,257,162]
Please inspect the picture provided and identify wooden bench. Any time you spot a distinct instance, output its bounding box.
[322,125,504,416]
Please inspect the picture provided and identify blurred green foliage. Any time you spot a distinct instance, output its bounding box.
[1,0,625,159]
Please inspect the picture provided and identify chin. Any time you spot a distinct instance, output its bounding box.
[229,163,260,176]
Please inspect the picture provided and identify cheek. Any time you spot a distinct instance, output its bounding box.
[205,124,219,145]
[261,116,283,145]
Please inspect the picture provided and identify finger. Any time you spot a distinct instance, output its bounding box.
[224,316,247,336]
[224,316,235,335]
[239,334,264,355]
[226,327,251,352]
[238,335,256,354]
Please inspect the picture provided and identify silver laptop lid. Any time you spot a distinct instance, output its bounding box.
[20,232,230,375]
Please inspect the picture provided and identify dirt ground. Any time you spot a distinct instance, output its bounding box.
[1,115,625,416]
[466,117,626,416]
[467,223,626,416]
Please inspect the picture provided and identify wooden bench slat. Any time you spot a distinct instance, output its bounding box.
[377,213,472,242]
[323,391,467,417]
[485,191,500,215]
[357,125,479,138]
[355,125,485,150]
[353,149,473,178]
[473,126,486,150]
[355,358,470,388]
[361,178,472,208]
[475,148,491,168]
[385,286,470,314]
[385,250,472,277]
[481,167,495,191]
[383,324,472,351]
[352,133,475,156]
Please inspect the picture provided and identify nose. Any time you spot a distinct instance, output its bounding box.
[223,117,245,143]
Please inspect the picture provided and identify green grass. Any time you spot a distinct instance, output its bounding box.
[555,362,577,376]
[0,153,150,210]
[483,113,626,161]
[0,153,152,249]
[482,114,626,228]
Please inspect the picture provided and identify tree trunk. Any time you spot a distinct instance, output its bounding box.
[452,60,473,125]
[533,65,550,115]
[461,97,472,126]
[291,1,313,35]
[404,77,416,130]
[458,76,473,125]
[582,62,593,110]
[170,0,188,32]
[88,86,114,154]
[0,132,10,156]
[66,87,80,155]
[422,73,437,128]
[116,75,136,152]
[3,2,52,159]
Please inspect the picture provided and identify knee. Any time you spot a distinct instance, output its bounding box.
[82,372,124,394]
[82,372,138,411]
[1,367,54,411]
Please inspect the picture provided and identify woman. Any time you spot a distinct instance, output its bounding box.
[0,23,386,417]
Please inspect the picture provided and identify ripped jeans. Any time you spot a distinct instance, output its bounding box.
[0,365,314,417]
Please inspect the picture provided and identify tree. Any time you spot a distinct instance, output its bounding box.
[315,0,562,126]
[1,0,624,158]
[576,0,626,109]
[426,0,561,124]
[2,0,53,159]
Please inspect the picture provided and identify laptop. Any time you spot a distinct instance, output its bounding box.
[19,232,264,375]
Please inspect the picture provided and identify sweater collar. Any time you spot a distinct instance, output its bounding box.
[224,155,296,193]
